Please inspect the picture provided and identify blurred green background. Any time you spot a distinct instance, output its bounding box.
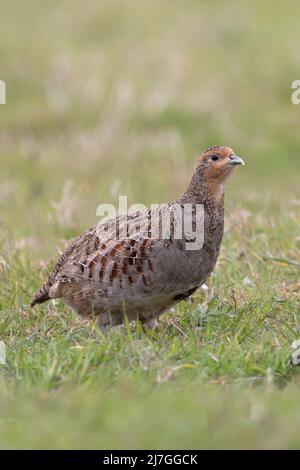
[0,0,300,449]
[1,0,300,252]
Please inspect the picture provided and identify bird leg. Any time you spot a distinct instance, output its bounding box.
[96,312,122,331]
[142,317,158,330]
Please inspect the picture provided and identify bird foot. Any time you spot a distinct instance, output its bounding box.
[145,318,158,330]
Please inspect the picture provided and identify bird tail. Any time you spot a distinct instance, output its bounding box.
[30,230,82,308]
[30,283,51,307]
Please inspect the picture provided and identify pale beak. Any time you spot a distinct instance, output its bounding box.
[229,155,245,166]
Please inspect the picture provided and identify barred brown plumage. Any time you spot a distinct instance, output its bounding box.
[31,146,244,330]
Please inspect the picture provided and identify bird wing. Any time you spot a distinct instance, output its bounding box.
[53,204,188,296]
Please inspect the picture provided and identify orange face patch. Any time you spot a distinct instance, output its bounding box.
[194,146,238,204]
[197,146,236,183]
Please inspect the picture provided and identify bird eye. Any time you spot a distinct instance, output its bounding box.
[211,154,220,161]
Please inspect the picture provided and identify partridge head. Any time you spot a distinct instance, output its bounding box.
[182,146,244,206]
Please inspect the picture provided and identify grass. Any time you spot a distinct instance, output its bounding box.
[0,0,300,449]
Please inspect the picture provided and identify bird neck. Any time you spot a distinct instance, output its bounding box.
[178,172,225,211]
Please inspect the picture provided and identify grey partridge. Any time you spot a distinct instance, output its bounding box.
[31,146,244,329]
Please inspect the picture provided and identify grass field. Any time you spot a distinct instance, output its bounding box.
[0,0,300,449]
